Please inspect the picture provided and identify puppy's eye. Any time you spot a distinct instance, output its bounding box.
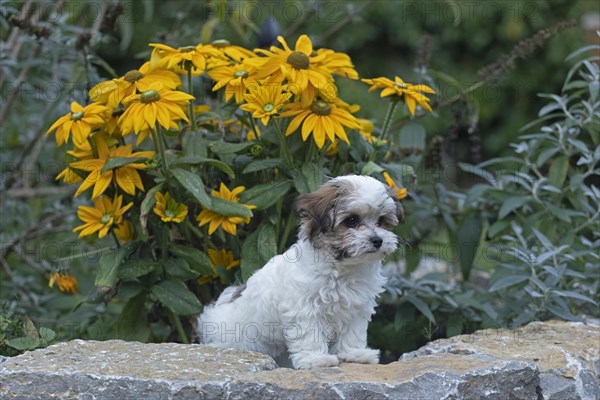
[344,215,360,228]
[377,216,387,227]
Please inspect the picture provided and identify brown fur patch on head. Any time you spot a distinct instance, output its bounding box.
[295,181,346,241]
[387,188,405,224]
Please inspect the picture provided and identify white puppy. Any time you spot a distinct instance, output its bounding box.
[196,175,403,369]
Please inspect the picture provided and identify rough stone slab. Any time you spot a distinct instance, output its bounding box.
[401,320,600,400]
[227,354,539,400]
[0,339,539,400]
[0,339,277,400]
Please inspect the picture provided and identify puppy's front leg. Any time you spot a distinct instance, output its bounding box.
[331,316,380,364]
[284,320,339,369]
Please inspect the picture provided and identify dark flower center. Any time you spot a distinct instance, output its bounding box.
[287,51,310,69]
[124,70,143,83]
[311,99,332,116]
[140,89,160,104]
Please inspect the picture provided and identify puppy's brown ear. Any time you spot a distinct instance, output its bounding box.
[295,182,340,239]
[387,188,405,224]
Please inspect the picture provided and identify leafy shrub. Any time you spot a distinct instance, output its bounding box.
[469,41,600,325]
[379,37,599,359]
[39,32,435,344]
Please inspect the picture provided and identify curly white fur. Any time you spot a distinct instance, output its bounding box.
[196,175,401,369]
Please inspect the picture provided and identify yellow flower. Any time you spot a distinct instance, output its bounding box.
[240,83,292,125]
[208,39,256,63]
[69,138,154,198]
[55,167,82,184]
[153,192,188,223]
[114,220,134,243]
[89,62,182,108]
[357,118,381,143]
[196,183,256,235]
[279,97,361,149]
[362,76,436,116]
[252,35,333,97]
[118,82,194,134]
[45,101,110,147]
[207,61,259,104]
[72,194,133,238]
[315,48,359,79]
[149,43,224,75]
[49,272,78,294]
[198,248,241,285]
[383,171,408,200]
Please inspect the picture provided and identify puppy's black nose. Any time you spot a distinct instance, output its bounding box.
[370,235,383,249]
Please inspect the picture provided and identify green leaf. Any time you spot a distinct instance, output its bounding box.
[95,241,140,296]
[399,122,426,150]
[171,156,235,179]
[455,212,482,281]
[165,258,199,280]
[101,157,149,173]
[361,161,384,176]
[140,183,164,233]
[209,141,254,154]
[183,132,208,158]
[301,163,324,193]
[488,220,510,238]
[169,244,213,276]
[242,158,282,174]
[114,293,150,342]
[151,279,203,316]
[209,196,254,218]
[7,336,38,351]
[548,156,569,188]
[241,229,262,282]
[498,196,530,219]
[553,290,598,306]
[119,259,160,280]
[171,168,212,208]
[537,147,559,166]
[489,275,528,292]
[239,180,292,210]
[405,295,436,324]
[38,327,56,344]
[547,204,572,223]
[459,163,498,187]
[464,184,491,206]
[257,224,277,263]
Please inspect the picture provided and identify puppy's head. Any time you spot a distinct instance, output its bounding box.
[296,175,403,264]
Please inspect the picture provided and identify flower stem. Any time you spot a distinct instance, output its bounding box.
[246,112,260,140]
[161,225,169,262]
[278,210,296,253]
[187,68,196,132]
[111,230,121,249]
[305,140,316,164]
[151,126,169,177]
[167,309,189,344]
[380,99,399,142]
[273,120,292,163]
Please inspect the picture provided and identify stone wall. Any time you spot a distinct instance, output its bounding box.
[0,320,598,399]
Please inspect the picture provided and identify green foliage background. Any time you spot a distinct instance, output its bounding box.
[1,0,598,361]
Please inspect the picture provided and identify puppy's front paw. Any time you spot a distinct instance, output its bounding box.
[292,353,340,369]
[336,348,380,364]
